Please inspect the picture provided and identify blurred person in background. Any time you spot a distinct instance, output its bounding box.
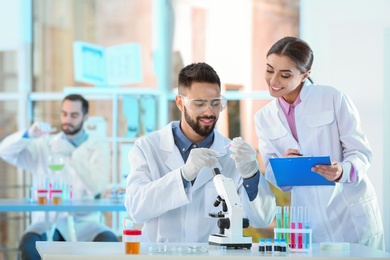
[0,94,119,260]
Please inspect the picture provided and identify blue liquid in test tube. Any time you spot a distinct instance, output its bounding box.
[304,207,310,249]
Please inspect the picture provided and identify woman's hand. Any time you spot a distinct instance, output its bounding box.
[283,148,303,157]
[312,161,343,182]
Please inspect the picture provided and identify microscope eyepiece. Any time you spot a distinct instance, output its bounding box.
[212,168,221,176]
[214,195,223,207]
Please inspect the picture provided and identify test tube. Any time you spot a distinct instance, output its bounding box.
[283,206,290,244]
[297,206,303,249]
[304,207,310,249]
[290,206,296,249]
[275,206,282,240]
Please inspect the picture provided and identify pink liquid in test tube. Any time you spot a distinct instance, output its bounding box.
[290,206,296,249]
[297,206,303,249]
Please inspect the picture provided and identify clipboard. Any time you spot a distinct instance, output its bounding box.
[269,156,335,186]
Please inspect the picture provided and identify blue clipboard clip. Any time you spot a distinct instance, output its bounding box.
[269,156,335,186]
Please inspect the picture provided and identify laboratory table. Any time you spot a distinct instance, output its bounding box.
[0,198,127,241]
[0,198,126,212]
[36,241,390,259]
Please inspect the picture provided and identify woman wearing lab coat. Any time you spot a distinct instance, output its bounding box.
[125,62,276,243]
[254,36,384,250]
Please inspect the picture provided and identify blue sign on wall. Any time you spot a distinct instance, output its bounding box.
[73,41,142,86]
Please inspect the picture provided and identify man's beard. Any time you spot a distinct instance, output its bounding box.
[184,107,216,137]
[61,122,83,136]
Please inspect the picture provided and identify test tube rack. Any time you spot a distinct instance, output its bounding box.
[274,228,312,253]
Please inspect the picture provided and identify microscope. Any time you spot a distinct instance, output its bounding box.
[208,168,252,249]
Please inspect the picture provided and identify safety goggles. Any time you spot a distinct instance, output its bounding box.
[179,95,227,113]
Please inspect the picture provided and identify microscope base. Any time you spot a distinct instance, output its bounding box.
[208,234,252,249]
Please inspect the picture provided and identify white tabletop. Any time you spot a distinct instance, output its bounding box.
[0,198,126,212]
[36,241,390,259]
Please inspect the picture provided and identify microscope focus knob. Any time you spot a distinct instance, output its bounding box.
[217,218,230,230]
[243,218,250,228]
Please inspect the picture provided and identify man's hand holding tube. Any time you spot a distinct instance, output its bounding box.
[181,148,219,182]
[229,137,259,179]
[28,122,56,138]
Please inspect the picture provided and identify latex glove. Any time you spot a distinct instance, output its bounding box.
[181,148,219,181]
[28,122,56,138]
[229,137,258,179]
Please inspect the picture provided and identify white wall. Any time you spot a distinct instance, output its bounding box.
[172,0,252,87]
[300,0,390,252]
[0,0,21,51]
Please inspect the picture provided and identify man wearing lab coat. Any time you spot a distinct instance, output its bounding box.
[125,62,276,243]
[0,94,119,260]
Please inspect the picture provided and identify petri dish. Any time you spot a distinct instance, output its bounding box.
[148,245,175,254]
[176,245,208,255]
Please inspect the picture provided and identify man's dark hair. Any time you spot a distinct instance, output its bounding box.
[63,94,89,115]
[178,62,221,93]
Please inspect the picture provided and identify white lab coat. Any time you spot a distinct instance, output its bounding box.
[254,81,384,250]
[125,121,276,243]
[0,130,111,241]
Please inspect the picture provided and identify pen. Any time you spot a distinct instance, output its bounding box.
[291,153,303,156]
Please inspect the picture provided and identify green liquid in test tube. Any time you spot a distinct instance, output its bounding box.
[276,206,282,239]
[283,206,290,244]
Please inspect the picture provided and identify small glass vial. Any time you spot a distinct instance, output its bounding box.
[265,238,273,255]
[37,189,48,205]
[274,238,280,255]
[280,238,287,256]
[123,219,142,254]
[258,238,265,255]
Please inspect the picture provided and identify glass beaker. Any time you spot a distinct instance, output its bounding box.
[47,153,65,200]
[47,153,65,172]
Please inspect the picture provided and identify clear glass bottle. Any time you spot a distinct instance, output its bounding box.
[274,238,280,255]
[265,238,273,255]
[280,238,287,255]
[258,238,265,255]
